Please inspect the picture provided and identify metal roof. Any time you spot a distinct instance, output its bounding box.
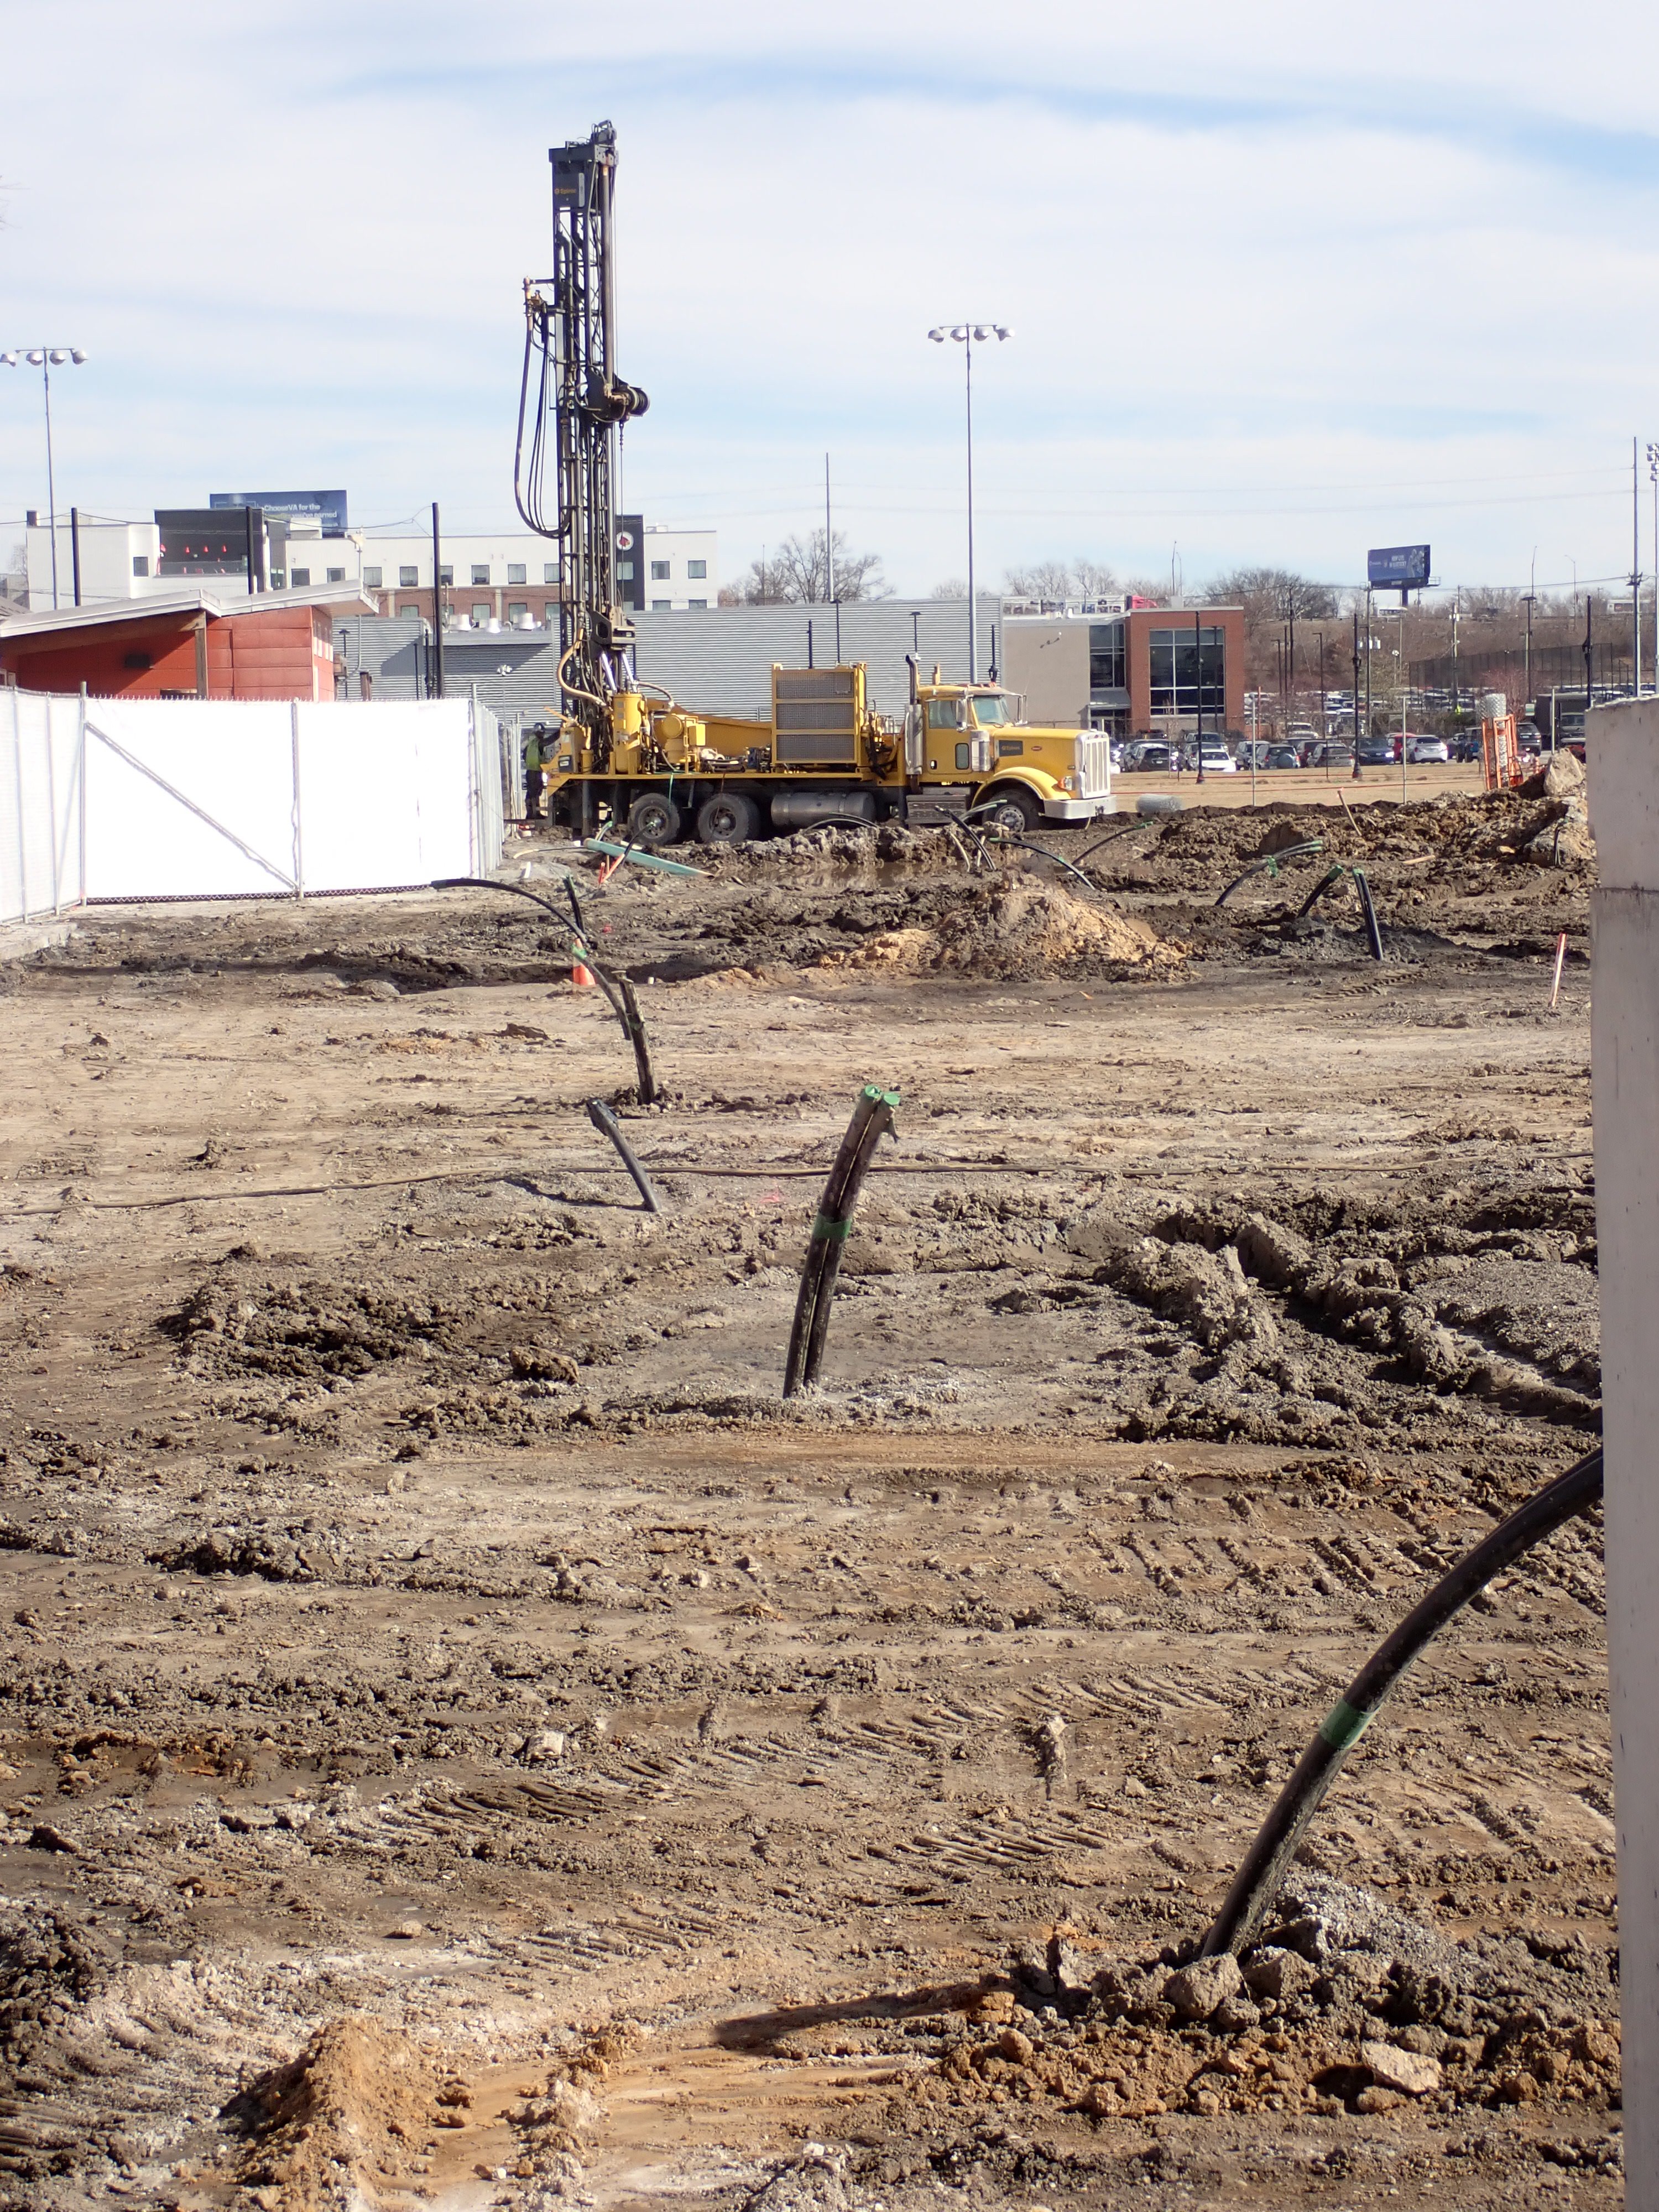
[0,582,374,643]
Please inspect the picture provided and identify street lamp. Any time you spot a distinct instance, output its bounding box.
[2,346,88,609]
[1647,444,1658,695]
[927,322,1011,681]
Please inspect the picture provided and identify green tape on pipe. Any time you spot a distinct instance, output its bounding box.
[1317,1698,1376,1752]
[811,1214,853,1243]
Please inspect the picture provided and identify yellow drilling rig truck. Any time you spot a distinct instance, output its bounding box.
[514,123,1113,847]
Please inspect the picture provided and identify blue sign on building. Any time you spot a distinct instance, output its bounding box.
[1367,543,1431,590]
[211,488,349,535]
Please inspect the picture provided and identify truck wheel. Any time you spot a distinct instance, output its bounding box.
[695,791,759,846]
[979,786,1040,834]
[626,791,683,847]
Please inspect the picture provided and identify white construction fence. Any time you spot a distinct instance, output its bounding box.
[0,690,504,923]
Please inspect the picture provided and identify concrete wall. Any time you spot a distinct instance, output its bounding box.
[1588,695,1659,2203]
[1001,622,1090,726]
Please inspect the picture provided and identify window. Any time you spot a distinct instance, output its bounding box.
[471,564,490,586]
[132,555,150,577]
[507,601,529,624]
[1089,620,1126,695]
[970,695,1011,725]
[543,602,558,625]
[399,565,418,588]
[291,567,311,587]
[326,566,345,584]
[471,603,491,624]
[687,598,707,609]
[927,699,960,729]
[544,563,558,584]
[270,569,285,588]
[507,563,526,585]
[686,559,707,581]
[651,598,671,611]
[617,561,634,580]
[439,565,453,587]
[363,565,383,589]
[1148,625,1224,716]
[650,560,670,581]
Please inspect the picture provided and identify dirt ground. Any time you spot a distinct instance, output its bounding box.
[0,774,1617,2210]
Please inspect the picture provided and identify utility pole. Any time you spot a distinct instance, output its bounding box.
[824,452,834,609]
[431,501,445,700]
[1584,593,1594,716]
[1635,436,1645,698]
[1451,590,1461,731]
[1194,602,1205,785]
[1524,548,1537,707]
[1359,587,1372,781]
[1650,444,1659,694]
[1351,606,1360,760]
[1316,628,1327,737]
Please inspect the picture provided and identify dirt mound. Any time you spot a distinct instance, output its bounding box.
[826,877,1181,979]
[229,2017,437,2211]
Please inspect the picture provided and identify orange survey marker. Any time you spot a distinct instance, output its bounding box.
[571,961,596,988]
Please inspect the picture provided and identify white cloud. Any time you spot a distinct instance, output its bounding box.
[2,0,1657,593]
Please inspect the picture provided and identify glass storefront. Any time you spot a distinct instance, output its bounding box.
[1149,626,1225,717]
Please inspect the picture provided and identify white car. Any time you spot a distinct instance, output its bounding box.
[1405,735,1450,764]
[1189,738,1237,773]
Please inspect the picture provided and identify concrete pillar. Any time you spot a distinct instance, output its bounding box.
[1589,696,1659,2197]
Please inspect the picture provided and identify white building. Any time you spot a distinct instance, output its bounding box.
[359,523,717,627]
[18,514,717,631]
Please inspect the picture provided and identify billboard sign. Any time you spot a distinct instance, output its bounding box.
[212,488,349,535]
[1367,543,1431,591]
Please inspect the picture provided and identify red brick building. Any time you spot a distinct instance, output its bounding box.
[0,585,371,701]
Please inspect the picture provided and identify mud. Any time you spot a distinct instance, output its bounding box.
[0,787,1615,2208]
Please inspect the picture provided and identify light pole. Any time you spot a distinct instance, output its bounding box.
[927,322,1011,681]
[1648,445,1659,694]
[1,346,88,609]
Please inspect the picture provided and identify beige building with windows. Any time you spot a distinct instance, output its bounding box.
[361,524,717,630]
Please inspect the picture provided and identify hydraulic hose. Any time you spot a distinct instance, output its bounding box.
[1201,1446,1604,1958]
[783,1084,899,1397]
[586,1098,661,1212]
[431,876,658,1097]
[1214,839,1324,908]
[1294,860,1385,957]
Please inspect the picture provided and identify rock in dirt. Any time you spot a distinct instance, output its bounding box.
[1520,750,1587,801]
[1241,1945,1317,2002]
[1161,1952,1243,2022]
[1360,2038,1443,2096]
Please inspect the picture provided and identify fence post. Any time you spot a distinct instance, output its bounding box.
[77,690,87,906]
[11,686,28,922]
[45,697,62,915]
[290,699,304,901]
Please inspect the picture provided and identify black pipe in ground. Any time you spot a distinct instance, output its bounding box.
[431,875,661,1094]
[783,1084,899,1397]
[1201,1446,1603,1958]
[585,1097,662,1213]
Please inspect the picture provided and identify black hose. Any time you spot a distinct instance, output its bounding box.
[585,1098,661,1213]
[1353,867,1384,959]
[1201,1446,1603,1958]
[782,1084,899,1397]
[997,834,1100,895]
[431,876,656,1086]
[618,975,658,1105]
[1068,820,1157,870]
[1296,864,1346,919]
[1214,839,1325,908]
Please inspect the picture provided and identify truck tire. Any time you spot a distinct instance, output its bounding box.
[695,791,760,847]
[626,791,683,847]
[978,785,1040,834]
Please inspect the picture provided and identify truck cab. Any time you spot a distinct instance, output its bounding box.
[910,678,1113,829]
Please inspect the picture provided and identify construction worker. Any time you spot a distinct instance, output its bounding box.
[523,726,550,821]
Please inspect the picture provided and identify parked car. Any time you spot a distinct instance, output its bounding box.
[1186,737,1237,773]
[1287,724,1319,752]
[1266,745,1302,770]
[1357,736,1397,766]
[1131,742,1175,772]
[1237,740,1273,769]
[1405,735,1450,764]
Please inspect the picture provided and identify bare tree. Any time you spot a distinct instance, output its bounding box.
[1203,566,1339,622]
[1003,557,1120,603]
[729,528,887,606]
[931,577,968,600]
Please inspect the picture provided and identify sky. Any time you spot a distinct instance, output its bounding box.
[3,0,1658,600]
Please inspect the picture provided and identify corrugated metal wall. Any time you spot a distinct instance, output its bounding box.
[333,597,1006,727]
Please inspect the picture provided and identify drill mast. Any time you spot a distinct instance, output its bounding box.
[515,121,648,757]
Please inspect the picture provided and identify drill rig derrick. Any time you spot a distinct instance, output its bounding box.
[515,121,648,782]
